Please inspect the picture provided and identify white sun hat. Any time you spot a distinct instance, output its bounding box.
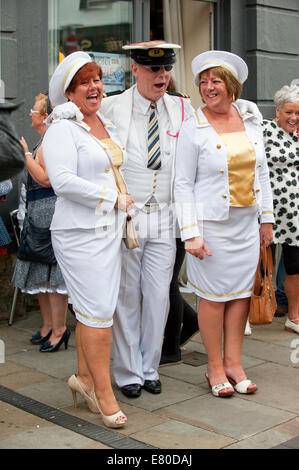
[49,51,92,106]
[192,50,248,87]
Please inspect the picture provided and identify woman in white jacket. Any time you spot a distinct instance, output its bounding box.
[175,51,274,397]
[43,52,134,428]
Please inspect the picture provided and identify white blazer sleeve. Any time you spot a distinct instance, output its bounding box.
[174,118,202,241]
[42,121,117,215]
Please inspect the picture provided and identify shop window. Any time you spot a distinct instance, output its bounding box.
[48,0,134,91]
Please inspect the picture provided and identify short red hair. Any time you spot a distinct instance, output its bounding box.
[66,62,103,93]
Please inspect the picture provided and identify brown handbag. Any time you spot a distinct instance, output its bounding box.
[249,245,277,325]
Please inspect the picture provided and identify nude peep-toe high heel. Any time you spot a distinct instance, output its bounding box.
[91,390,127,428]
[67,374,99,413]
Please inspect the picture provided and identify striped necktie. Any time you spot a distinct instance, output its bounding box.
[147,101,161,170]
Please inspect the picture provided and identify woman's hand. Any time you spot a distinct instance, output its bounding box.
[185,236,212,259]
[260,223,273,247]
[116,193,135,212]
[20,137,29,154]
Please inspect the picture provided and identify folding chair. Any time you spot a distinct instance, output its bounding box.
[8,209,20,326]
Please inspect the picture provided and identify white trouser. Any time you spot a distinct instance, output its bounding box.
[112,208,176,387]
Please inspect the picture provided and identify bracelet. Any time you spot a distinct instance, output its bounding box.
[25,152,32,156]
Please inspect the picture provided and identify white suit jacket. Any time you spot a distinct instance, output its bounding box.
[43,111,127,234]
[100,85,194,201]
[174,104,274,241]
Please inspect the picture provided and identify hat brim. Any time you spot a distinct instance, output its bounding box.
[0,100,24,111]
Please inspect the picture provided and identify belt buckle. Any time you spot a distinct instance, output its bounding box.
[143,203,159,214]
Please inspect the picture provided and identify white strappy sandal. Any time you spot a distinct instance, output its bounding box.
[227,377,258,394]
[205,374,234,397]
[285,318,299,334]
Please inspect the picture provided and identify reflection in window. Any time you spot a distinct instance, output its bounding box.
[48,0,133,90]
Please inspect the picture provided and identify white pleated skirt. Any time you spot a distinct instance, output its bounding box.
[51,228,122,328]
[187,206,260,302]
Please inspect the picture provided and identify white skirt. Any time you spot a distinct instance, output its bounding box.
[51,228,122,328]
[187,206,260,302]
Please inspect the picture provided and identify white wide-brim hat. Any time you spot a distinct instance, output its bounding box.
[49,51,92,106]
[192,50,248,87]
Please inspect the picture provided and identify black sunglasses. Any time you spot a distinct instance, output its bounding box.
[144,65,173,73]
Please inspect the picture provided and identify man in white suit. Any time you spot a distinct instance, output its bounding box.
[101,41,194,398]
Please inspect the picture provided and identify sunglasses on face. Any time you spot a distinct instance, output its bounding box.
[144,65,173,73]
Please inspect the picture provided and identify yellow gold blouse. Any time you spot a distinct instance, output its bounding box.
[220,131,256,207]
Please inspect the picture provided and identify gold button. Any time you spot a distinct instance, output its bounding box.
[222,194,227,199]
[153,184,157,189]
[121,168,125,172]
[219,169,224,174]
[257,164,261,168]
[152,190,156,194]
[254,142,257,145]
[153,178,157,182]
[105,168,110,173]
[154,172,158,176]
[217,144,221,149]
[255,189,260,193]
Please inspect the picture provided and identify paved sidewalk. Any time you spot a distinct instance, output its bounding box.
[0,294,299,450]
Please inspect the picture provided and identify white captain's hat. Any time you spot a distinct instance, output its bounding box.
[192,50,248,87]
[49,51,92,106]
[123,40,181,66]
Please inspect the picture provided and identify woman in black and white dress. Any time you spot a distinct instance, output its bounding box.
[263,84,299,334]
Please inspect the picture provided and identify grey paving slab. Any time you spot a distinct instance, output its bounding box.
[242,337,295,367]
[232,363,299,414]
[17,378,74,409]
[157,393,295,440]
[159,363,208,386]
[0,326,38,355]
[226,419,299,449]
[0,424,110,449]
[112,375,204,412]
[0,367,51,391]
[0,361,28,378]
[7,347,78,379]
[249,320,294,344]
[130,420,236,449]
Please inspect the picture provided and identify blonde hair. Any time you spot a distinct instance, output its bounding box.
[198,66,242,101]
[35,93,48,115]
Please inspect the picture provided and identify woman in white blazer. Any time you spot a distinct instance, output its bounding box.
[43,52,134,428]
[174,51,274,397]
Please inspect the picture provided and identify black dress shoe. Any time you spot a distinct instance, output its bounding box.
[143,380,161,394]
[30,330,52,345]
[120,384,142,398]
